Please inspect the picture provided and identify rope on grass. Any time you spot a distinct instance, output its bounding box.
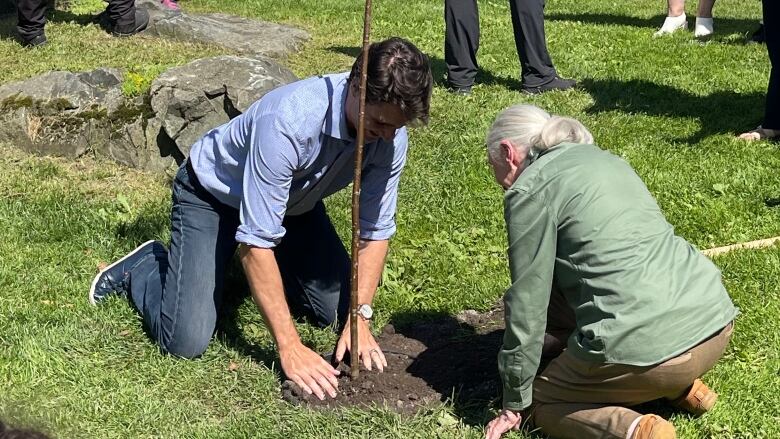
[701,236,780,257]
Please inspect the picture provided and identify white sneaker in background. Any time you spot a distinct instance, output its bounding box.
[694,17,714,38]
[654,14,687,37]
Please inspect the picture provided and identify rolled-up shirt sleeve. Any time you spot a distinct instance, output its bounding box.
[235,114,300,248]
[500,190,557,410]
[358,128,408,240]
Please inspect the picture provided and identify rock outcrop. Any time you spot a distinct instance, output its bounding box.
[0,56,297,171]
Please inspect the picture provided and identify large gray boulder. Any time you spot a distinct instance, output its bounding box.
[0,68,125,114]
[0,55,298,172]
[1,70,124,159]
[149,55,297,156]
[138,0,309,59]
[0,69,176,171]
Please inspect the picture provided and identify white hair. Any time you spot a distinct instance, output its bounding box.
[486,104,594,162]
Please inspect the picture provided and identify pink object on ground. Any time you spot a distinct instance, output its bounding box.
[160,0,180,10]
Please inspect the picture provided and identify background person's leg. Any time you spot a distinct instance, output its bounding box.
[667,0,685,17]
[508,0,557,88]
[444,0,480,91]
[105,0,148,35]
[128,162,240,359]
[697,0,715,18]
[763,0,779,130]
[656,0,688,36]
[274,202,350,329]
[16,0,47,43]
[105,0,134,28]
[694,0,716,37]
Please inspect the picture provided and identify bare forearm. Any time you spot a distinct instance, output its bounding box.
[355,239,389,305]
[239,244,300,349]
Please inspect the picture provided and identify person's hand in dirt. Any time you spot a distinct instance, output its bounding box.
[484,409,522,439]
[280,342,341,400]
[240,245,340,401]
[335,316,388,372]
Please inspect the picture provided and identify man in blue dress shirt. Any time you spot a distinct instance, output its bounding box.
[89,37,433,400]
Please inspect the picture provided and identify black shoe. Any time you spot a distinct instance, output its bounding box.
[521,76,577,95]
[447,84,473,96]
[20,33,48,48]
[89,240,164,304]
[111,7,150,37]
[749,24,765,44]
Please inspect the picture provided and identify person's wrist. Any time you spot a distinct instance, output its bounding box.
[276,331,302,352]
[357,303,373,321]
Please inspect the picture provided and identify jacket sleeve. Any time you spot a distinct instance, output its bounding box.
[499,189,557,410]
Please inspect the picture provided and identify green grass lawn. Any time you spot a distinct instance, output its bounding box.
[1,0,779,437]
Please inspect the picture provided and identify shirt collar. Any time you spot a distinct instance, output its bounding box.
[322,72,353,141]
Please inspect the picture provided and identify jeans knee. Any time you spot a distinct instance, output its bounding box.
[161,332,211,359]
[317,307,340,329]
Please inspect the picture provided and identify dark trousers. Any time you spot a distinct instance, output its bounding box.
[764,0,779,129]
[444,0,557,88]
[15,0,136,40]
[126,161,350,358]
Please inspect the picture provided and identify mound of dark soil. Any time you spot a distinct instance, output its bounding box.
[282,306,505,414]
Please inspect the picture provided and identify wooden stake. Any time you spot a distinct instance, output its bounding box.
[349,0,373,379]
[701,236,780,257]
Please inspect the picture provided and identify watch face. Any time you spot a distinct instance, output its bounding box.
[358,304,373,319]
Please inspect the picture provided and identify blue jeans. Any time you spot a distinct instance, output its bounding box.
[128,160,350,358]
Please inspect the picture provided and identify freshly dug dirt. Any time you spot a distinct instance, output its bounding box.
[281,305,505,414]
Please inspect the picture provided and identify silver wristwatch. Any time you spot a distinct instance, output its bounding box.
[357,303,373,320]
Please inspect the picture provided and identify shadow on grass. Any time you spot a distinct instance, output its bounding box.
[388,310,504,429]
[580,78,766,143]
[215,258,279,366]
[389,308,696,433]
[547,12,760,44]
[115,204,170,244]
[327,45,523,91]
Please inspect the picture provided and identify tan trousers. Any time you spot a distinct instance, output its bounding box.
[530,291,734,439]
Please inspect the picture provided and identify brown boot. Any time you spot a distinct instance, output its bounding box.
[670,379,718,416]
[631,414,677,439]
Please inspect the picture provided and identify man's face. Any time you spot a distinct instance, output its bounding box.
[346,85,407,143]
[363,102,407,143]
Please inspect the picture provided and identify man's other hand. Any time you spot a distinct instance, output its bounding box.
[280,342,340,400]
[335,317,388,372]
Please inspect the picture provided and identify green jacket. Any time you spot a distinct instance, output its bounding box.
[499,142,737,411]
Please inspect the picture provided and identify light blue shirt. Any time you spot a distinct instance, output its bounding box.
[188,72,408,248]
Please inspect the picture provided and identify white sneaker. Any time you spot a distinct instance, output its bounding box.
[694,17,714,38]
[654,14,687,37]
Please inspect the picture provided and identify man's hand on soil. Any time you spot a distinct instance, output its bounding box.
[279,342,340,400]
[484,409,522,439]
[335,317,388,372]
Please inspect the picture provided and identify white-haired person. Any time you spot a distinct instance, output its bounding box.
[655,0,716,37]
[483,104,737,439]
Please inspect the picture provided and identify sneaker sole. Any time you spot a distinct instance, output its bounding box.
[88,240,156,305]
